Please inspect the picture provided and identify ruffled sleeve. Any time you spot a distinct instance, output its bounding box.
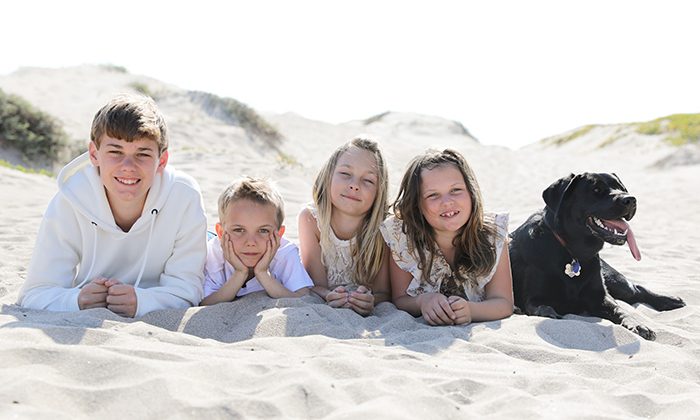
[380,216,430,296]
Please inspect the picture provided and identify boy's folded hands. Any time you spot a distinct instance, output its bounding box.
[104,279,138,318]
[78,277,138,317]
[78,277,109,310]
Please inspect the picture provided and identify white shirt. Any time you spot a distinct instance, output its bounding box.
[203,236,313,298]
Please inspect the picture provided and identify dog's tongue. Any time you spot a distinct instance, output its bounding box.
[604,218,641,261]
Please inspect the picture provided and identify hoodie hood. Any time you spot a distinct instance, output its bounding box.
[57,152,175,235]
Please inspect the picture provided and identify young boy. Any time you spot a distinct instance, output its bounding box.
[18,94,207,318]
[200,177,312,305]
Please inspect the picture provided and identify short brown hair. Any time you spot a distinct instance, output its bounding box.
[218,177,285,227]
[91,94,168,154]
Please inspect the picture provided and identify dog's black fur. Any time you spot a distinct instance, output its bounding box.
[509,172,685,340]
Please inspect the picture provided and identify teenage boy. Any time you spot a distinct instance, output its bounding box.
[19,94,207,317]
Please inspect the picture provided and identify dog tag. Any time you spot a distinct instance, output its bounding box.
[564,259,581,278]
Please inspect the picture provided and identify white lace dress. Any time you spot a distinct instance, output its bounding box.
[307,203,356,290]
[380,213,509,301]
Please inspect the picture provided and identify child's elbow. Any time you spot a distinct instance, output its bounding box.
[500,298,514,318]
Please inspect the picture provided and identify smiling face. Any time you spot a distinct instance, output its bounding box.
[89,136,168,213]
[216,199,284,268]
[329,146,379,218]
[547,172,641,260]
[419,163,473,239]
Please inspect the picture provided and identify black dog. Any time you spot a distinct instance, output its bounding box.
[509,172,685,340]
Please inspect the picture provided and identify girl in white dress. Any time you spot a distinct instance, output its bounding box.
[298,136,391,316]
[381,149,513,325]
[299,137,391,316]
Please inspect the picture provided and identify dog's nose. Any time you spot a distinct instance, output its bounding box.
[618,195,636,210]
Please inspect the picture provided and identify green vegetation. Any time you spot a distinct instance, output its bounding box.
[187,91,282,146]
[0,159,52,176]
[0,88,69,163]
[128,81,155,98]
[595,127,625,149]
[277,151,300,167]
[635,114,700,146]
[545,124,596,146]
[364,111,390,125]
[597,135,620,149]
[636,120,662,135]
[99,64,128,73]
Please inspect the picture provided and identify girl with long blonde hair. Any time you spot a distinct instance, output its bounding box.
[298,136,390,316]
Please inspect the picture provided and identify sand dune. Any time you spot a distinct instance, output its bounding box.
[1,66,699,419]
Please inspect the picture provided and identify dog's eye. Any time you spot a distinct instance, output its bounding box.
[593,187,602,194]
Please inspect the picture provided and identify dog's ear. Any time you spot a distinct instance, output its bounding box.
[543,173,576,209]
[543,173,581,225]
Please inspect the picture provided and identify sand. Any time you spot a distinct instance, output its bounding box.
[1,66,699,419]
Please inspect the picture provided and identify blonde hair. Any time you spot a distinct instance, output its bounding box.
[218,177,285,227]
[392,149,497,284]
[312,136,388,287]
[91,94,168,154]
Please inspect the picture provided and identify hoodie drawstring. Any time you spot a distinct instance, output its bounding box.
[133,209,158,288]
[74,210,158,290]
[75,222,99,289]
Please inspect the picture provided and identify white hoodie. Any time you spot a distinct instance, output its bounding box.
[18,152,207,317]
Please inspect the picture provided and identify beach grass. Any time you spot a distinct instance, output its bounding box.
[0,88,69,164]
[636,113,700,145]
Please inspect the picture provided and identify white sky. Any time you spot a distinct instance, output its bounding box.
[2,0,698,148]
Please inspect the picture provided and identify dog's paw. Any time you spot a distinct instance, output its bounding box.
[624,322,656,341]
[531,305,562,319]
[652,295,686,312]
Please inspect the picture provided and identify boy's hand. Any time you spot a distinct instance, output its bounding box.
[326,285,350,308]
[105,279,137,318]
[78,277,109,310]
[418,292,456,326]
[448,295,472,325]
[254,230,280,276]
[222,232,247,274]
[348,285,374,316]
